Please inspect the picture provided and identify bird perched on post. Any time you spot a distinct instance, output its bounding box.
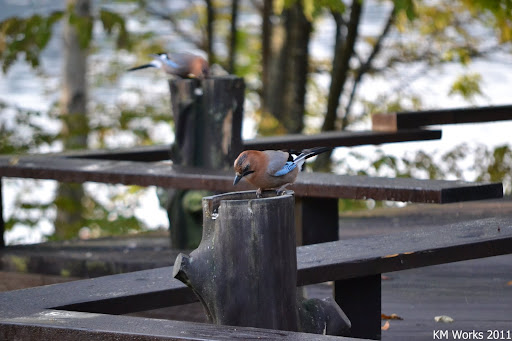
[233,147,331,197]
[127,52,209,79]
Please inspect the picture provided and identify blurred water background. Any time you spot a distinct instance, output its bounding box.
[1,0,511,245]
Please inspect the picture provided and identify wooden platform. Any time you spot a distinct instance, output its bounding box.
[371,105,512,131]
[1,199,511,341]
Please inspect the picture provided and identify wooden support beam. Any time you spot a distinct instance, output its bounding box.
[1,215,509,313]
[0,156,502,203]
[244,129,441,150]
[335,275,381,340]
[1,215,512,340]
[372,105,512,131]
[49,129,441,162]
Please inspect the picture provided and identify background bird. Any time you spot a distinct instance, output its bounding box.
[233,147,331,197]
[127,52,209,79]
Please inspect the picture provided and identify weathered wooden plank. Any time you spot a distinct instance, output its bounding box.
[1,216,510,317]
[244,129,441,150]
[50,129,441,162]
[0,156,502,203]
[296,216,512,285]
[0,216,510,341]
[0,313,361,341]
[372,105,512,131]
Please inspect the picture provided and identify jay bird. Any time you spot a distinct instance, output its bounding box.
[128,52,209,79]
[233,147,331,197]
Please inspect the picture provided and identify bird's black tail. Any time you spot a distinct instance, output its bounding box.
[127,64,155,72]
[293,147,332,166]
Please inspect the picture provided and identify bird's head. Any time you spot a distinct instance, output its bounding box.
[150,53,169,61]
[233,151,256,185]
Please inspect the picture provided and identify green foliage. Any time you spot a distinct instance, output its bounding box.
[99,9,131,49]
[0,5,131,74]
[67,2,93,50]
[0,11,64,72]
[394,0,417,21]
[448,73,484,102]
[274,0,346,22]
[0,102,59,154]
[476,144,512,193]
[460,0,512,42]
[48,187,146,241]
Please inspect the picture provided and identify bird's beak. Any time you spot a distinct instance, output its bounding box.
[233,174,243,186]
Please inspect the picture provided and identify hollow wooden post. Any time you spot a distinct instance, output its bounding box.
[173,190,298,330]
[173,190,351,335]
[167,76,244,249]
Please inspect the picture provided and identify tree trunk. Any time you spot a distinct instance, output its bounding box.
[227,0,239,74]
[167,77,245,249]
[261,0,273,111]
[204,0,215,64]
[262,2,311,134]
[54,0,90,239]
[314,0,362,171]
[173,190,351,335]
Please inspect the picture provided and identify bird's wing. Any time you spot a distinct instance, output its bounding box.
[273,161,296,176]
[127,59,161,72]
[263,150,291,176]
[162,58,179,68]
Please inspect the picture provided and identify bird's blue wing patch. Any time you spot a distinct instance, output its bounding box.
[273,161,296,176]
[164,59,179,68]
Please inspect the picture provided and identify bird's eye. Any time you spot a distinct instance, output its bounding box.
[243,164,250,172]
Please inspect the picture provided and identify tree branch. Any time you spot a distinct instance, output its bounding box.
[343,6,395,128]
[228,0,240,73]
[321,0,362,132]
[314,0,362,171]
[144,4,204,50]
[204,0,215,63]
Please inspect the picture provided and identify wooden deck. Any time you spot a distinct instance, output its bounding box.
[1,199,511,340]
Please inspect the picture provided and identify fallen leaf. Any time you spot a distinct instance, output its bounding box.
[381,321,390,331]
[434,315,454,323]
[383,254,399,258]
[381,313,403,320]
[506,280,512,286]
[381,275,392,280]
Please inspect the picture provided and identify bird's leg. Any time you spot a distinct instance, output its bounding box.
[256,188,263,198]
[276,183,291,196]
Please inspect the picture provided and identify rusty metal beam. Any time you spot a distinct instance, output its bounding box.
[0,156,502,203]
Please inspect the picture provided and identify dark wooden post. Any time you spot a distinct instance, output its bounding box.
[335,275,381,340]
[0,178,4,248]
[298,197,381,338]
[296,197,339,245]
[173,190,298,330]
[173,190,350,335]
[167,76,244,249]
